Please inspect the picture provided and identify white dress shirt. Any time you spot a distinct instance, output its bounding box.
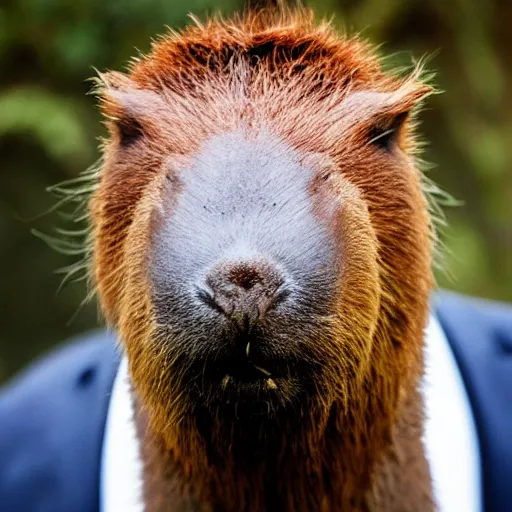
[101,315,481,512]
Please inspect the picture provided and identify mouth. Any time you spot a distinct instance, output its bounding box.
[213,365,288,419]
[210,356,283,392]
[219,356,274,382]
[175,327,315,418]
[220,369,278,392]
[187,350,298,417]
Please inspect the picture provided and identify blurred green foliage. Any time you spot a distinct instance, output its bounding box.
[0,0,511,382]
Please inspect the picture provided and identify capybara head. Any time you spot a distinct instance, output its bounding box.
[90,7,435,505]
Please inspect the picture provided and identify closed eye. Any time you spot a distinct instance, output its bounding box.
[367,112,408,152]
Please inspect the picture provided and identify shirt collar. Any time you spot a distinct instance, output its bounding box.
[100,356,143,512]
[423,313,481,511]
[101,315,481,512]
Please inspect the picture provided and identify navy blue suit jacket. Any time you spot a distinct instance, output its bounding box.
[0,292,511,512]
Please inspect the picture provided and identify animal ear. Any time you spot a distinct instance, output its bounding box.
[342,82,433,152]
[97,71,166,146]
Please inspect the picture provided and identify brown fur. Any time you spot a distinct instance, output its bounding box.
[90,7,436,511]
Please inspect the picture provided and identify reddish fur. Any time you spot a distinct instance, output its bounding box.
[91,7,435,511]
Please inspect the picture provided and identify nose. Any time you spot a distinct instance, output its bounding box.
[198,258,286,329]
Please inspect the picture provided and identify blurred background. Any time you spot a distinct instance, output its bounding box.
[0,0,511,383]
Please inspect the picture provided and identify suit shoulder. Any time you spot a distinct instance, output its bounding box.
[0,331,119,512]
[435,290,512,354]
[0,330,119,424]
[435,291,512,512]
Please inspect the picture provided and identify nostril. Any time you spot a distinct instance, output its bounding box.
[195,286,229,315]
[268,286,291,309]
